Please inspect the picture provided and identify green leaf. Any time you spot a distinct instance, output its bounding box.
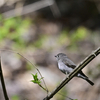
[31,73,41,84]
[34,73,38,80]
[31,73,47,91]
[40,77,44,80]
[31,80,36,83]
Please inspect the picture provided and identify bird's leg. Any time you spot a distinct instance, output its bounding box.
[65,73,69,78]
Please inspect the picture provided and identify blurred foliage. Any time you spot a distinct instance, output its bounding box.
[0,13,90,52]
[58,26,88,50]
[58,29,69,45]
[0,15,31,49]
[33,34,48,48]
[11,95,19,100]
[26,62,33,70]
[70,27,87,43]
[69,26,87,50]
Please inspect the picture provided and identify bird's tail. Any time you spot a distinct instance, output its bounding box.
[78,71,94,86]
[85,78,94,86]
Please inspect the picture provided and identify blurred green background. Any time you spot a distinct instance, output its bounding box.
[0,0,100,100]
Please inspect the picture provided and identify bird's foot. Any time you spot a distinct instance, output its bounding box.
[66,74,69,78]
[92,52,96,57]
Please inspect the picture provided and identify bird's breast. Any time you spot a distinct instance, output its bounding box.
[58,61,73,74]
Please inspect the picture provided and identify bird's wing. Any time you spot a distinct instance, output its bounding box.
[62,57,76,69]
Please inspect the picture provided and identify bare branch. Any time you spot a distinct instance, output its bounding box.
[0,49,49,93]
[0,58,9,100]
[43,47,100,100]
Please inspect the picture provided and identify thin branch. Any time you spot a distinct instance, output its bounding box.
[17,53,49,93]
[0,58,9,100]
[43,47,100,100]
[0,49,49,93]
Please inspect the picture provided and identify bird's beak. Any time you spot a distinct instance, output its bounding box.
[55,55,57,57]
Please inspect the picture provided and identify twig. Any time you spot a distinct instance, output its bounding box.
[0,49,49,93]
[17,53,49,93]
[43,47,100,100]
[0,58,9,100]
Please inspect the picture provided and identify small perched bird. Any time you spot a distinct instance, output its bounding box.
[55,53,94,86]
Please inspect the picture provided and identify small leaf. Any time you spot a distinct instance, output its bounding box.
[34,75,37,80]
[32,73,38,80]
[31,80,37,83]
[31,73,41,84]
[40,77,44,80]
[31,73,47,91]
[37,81,41,84]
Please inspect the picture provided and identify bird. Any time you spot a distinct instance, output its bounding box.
[55,53,94,86]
